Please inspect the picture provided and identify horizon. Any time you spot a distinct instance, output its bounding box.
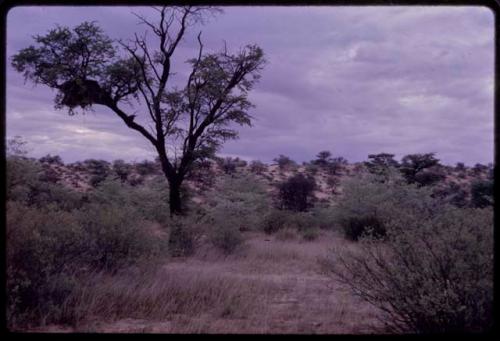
[6,6,495,166]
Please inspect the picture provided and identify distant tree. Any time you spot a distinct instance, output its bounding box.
[472,163,489,176]
[112,159,132,182]
[365,153,399,177]
[135,159,158,176]
[399,153,444,186]
[39,154,64,165]
[249,160,266,174]
[220,157,237,175]
[11,6,266,215]
[327,156,348,175]
[277,173,316,212]
[273,154,296,170]
[312,150,332,166]
[455,162,466,172]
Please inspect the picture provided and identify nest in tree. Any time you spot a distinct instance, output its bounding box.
[60,79,108,109]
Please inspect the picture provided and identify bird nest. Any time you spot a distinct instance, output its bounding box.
[59,79,108,109]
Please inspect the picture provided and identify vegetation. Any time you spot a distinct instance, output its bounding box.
[12,6,266,215]
[5,136,493,333]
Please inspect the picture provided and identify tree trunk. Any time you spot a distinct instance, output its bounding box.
[169,178,183,216]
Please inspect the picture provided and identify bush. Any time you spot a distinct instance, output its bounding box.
[168,221,196,257]
[277,173,316,212]
[90,177,171,226]
[112,159,132,182]
[261,209,288,234]
[470,179,493,208]
[210,224,244,255]
[135,159,157,176]
[206,174,271,232]
[334,173,437,241]
[39,154,64,165]
[301,228,319,241]
[249,160,266,174]
[273,154,296,170]
[325,206,493,333]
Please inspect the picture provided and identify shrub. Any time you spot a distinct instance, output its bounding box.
[75,203,166,271]
[206,174,271,232]
[261,209,289,234]
[301,228,319,241]
[6,200,168,327]
[39,154,64,165]
[112,159,132,182]
[90,177,171,226]
[249,160,266,174]
[273,154,296,170]
[470,179,493,208]
[168,221,196,257]
[277,173,316,212]
[135,159,157,176]
[325,206,493,333]
[326,157,348,176]
[210,224,244,255]
[334,173,437,241]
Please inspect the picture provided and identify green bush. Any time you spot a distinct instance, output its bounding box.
[206,174,271,232]
[326,206,493,333]
[261,209,289,234]
[90,177,171,226]
[210,224,244,255]
[168,220,196,257]
[277,173,316,212]
[6,198,168,327]
[334,172,436,241]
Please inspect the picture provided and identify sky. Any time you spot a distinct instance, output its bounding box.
[6,5,495,166]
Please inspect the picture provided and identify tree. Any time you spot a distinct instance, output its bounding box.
[365,153,399,176]
[273,154,296,170]
[312,150,332,166]
[277,173,316,212]
[11,6,266,215]
[399,153,444,186]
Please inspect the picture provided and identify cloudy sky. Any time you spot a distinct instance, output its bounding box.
[6,6,494,166]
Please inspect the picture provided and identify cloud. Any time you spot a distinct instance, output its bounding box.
[6,5,494,166]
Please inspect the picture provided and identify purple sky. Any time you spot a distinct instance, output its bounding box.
[6,6,494,166]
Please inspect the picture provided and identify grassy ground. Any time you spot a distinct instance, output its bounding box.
[27,230,382,334]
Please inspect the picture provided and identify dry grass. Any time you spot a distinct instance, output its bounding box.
[27,230,382,334]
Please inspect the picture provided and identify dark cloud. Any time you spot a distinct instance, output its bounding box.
[6,6,494,166]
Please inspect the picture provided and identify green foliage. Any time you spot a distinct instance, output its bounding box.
[261,209,289,234]
[112,159,132,182]
[6,199,167,327]
[168,220,196,257]
[470,179,493,208]
[273,154,297,170]
[365,153,399,178]
[39,154,64,165]
[301,228,319,241]
[249,160,266,174]
[90,177,171,225]
[206,174,271,232]
[327,206,493,333]
[135,159,158,176]
[7,156,84,211]
[399,153,445,186]
[210,224,244,255]
[277,173,316,212]
[334,172,436,241]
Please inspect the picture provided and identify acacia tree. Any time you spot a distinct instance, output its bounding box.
[11,6,265,215]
